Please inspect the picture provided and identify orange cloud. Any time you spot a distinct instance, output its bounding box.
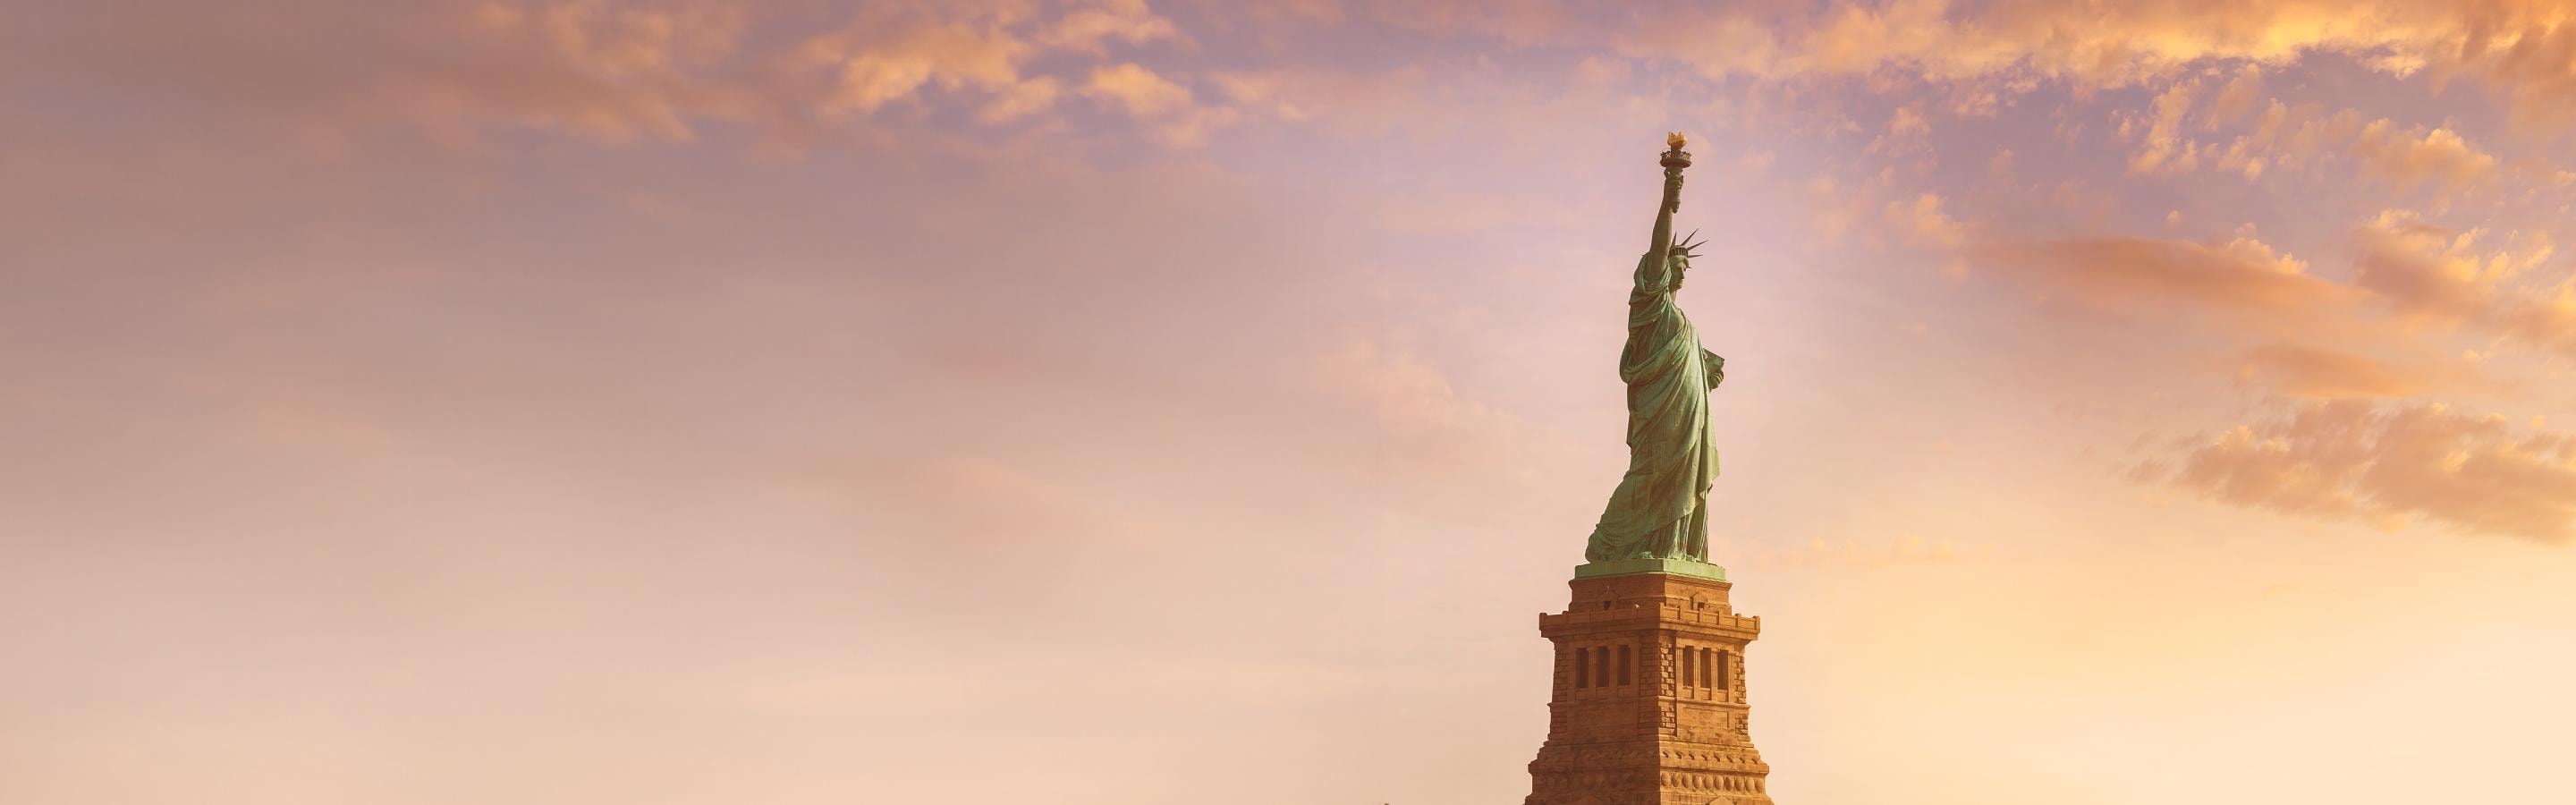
[2204,65,2267,128]
[1866,104,1931,157]
[1882,192,1965,247]
[427,0,756,142]
[61,0,2576,164]
[1945,206,2558,401]
[740,0,1182,135]
[1081,62,1194,117]
[976,75,1064,123]
[2144,401,2576,542]
[2503,284,2576,355]
[2123,93,2506,204]
[2354,209,2513,319]
[1975,233,2357,331]
[2230,343,2476,399]
[1034,0,1184,54]
[2351,123,2500,199]
[820,22,1030,114]
[1080,63,1241,147]
[1965,214,2560,395]
[2129,79,2204,174]
[2354,209,2570,354]
[1640,0,2576,129]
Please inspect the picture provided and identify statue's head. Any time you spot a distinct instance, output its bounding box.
[1668,230,1707,291]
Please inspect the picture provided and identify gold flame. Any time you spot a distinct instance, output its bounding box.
[1666,131,1687,149]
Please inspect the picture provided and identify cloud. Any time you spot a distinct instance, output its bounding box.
[1298,0,2576,135]
[0,1,779,146]
[326,0,759,144]
[2143,401,2576,543]
[2503,284,2576,355]
[976,75,1064,123]
[2351,123,2500,198]
[1614,0,2576,130]
[2129,79,2204,174]
[45,0,2576,165]
[2205,65,2267,127]
[1945,204,2557,402]
[2353,209,2571,354]
[819,21,1032,115]
[1866,104,1931,157]
[449,1,1281,151]
[1082,62,1194,117]
[1975,233,2359,332]
[1080,63,1240,147]
[1883,192,1965,247]
[2126,93,2505,204]
[2230,343,2473,399]
[2354,209,2516,319]
[2453,13,2576,134]
[1034,0,1183,54]
[1965,212,2560,394]
[397,1,770,143]
[784,1,1249,147]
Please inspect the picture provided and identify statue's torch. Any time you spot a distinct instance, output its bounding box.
[1659,131,1690,214]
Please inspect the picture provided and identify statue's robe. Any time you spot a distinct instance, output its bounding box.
[1584,251,1721,562]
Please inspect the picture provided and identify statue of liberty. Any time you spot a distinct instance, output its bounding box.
[1585,132,1725,564]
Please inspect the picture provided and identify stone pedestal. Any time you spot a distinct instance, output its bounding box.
[1524,563,1772,805]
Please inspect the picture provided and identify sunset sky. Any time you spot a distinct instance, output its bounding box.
[6,1,2576,803]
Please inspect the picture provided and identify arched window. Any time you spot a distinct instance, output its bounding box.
[1616,645,1631,685]
[1574,647,1589,689]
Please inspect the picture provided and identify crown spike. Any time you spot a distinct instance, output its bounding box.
[1673,228,1705,258]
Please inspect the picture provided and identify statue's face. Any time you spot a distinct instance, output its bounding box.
[1668,253,1691,289]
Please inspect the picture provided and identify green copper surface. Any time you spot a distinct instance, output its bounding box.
[1572,557,1729,581]
[1585,143,1727,564]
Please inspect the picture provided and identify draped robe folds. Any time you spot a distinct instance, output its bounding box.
[1583,250,1722,563]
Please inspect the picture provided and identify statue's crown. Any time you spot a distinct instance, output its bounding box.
[1672,229,1706,259]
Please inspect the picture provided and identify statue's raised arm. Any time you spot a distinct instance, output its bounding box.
[1640,132,1689,291]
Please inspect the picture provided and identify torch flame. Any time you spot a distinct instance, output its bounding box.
[1667,131,1687,149]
